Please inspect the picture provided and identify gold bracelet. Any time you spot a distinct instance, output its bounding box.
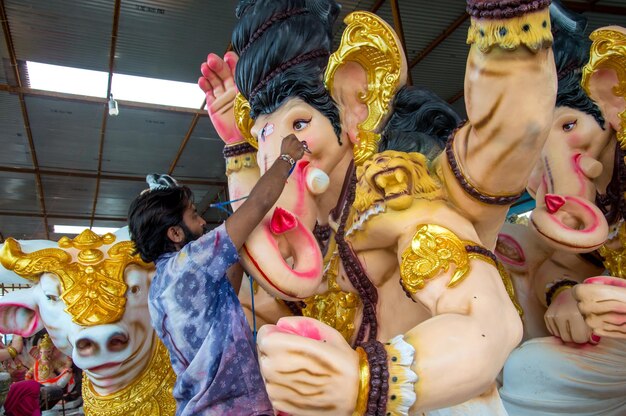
[353,346,370,416]
[225,152,258,176]
[545,279,578,306]
[467,7,553,53]
[6,346,17,360]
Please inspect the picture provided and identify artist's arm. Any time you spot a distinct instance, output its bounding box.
[225,134,305,250]
[439,0,556,244]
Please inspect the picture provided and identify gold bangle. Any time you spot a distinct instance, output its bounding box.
[225,153,258,176]
[551,285,574,304]
[6,346,17,360]
[353,346,370,416]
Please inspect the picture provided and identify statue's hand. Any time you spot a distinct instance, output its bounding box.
[544,286,592,344]
[257,316,359,416]
[198,52,243,144]
[573,276,626,340]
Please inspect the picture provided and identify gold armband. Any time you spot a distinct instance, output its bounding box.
[353,346,370,416]
[384,336,418,416]
[467,7,552,53]
[400,224,523,315]
[400,224,491,293]
[6,346,17,360]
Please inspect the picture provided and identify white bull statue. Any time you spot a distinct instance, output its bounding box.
[0,228,176,416]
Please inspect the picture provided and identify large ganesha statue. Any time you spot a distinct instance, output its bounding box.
[0,228,176,416]
[494,3,626,414]
[199,0,557,414]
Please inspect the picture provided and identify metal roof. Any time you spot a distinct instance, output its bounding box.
[1,0,625,242]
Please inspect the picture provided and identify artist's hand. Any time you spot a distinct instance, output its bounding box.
[198,52,243,144]
[573,276,626,340]
[544,286,592,343]
[257,316,359,416]
[280,134,306,162]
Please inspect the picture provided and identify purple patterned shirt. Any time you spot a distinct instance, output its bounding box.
[149,223,272,416]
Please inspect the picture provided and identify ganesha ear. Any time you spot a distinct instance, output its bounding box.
[582,26,626,143]
[324,11,407,164]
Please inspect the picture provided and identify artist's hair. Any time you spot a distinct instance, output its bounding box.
[379,86,462,160]
[551,0,604,127]
[128,186,193,263]
[232,0,342,139]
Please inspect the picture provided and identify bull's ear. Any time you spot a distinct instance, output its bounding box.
[324,11,407,164]
[0,288,44,337]
[581,26,626,143]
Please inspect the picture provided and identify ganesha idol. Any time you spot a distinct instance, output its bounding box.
[0,228,176,416]
[494,4,626,414]
[199,0,557,414]
[27,334,74,391]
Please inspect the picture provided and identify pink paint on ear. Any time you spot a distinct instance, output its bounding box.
[545,194,566,214]
[276,320,322,341]
[270,207,298,234]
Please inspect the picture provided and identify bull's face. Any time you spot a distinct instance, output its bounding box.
[0,228,157,394]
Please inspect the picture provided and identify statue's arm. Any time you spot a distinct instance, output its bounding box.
[439,1,556,243]
[392,225,522,413]
[198,51,260,211]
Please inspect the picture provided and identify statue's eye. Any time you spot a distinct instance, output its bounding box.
[293,118,311,131]
[45,294,59,302]
[130,285,141,294]
[562,120,577,132]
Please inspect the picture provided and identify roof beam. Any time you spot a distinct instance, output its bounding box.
[409,12,469,69]
[168,107,204,175]
[371,0,386,13]
[0,84,207,115]
[389,0,412,85]
[447,89,464,104]
[0,166,226,187]
[1,0,49,238]
[90,0,121,228]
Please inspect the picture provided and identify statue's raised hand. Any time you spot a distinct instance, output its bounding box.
[198,52,243,144]
[573,276,626,340]
[257,316,359,416]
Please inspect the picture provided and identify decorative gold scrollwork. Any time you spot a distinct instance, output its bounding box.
[400,224,471,293]
[324,11,405,165]
[600,221,626,279]
[234,92,258,149]
[0,230,152,326]
[582,27,626,149]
